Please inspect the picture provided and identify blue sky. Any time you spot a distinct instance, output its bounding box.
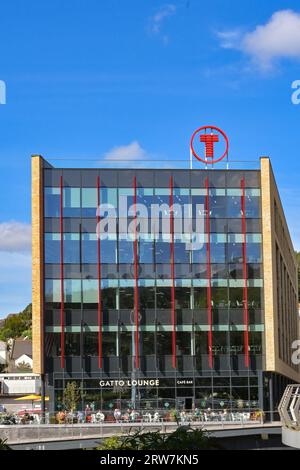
[1,0,300,317]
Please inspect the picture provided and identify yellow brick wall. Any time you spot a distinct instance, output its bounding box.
[261,157,300,382]
[32,155,44,374]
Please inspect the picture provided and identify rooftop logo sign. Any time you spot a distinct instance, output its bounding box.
[190,125,229,164]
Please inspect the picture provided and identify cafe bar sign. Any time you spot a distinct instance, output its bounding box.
[99,379,160,388]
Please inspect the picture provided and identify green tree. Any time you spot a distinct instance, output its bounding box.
[98,427,222,451]
[0,304,32,341]
[63,382,81,412]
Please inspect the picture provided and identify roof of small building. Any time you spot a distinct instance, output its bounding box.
[0,341,6,351]
[10,339,32,360]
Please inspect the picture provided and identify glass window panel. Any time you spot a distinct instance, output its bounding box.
[245,195,260,218]
[82,188,97,207]
[212,331,229,355]
[210,195,226,218]
[84,332,98,356]
[140,332,155,355]
[63,188,81,217]
[246,219,261,232]
[82,188,97,217]
[211,287,228,308]
[248,287,262,308]
[247,264,262,279]
[139,287,155,309]
[174,241,190,263]
[82,279,97,303]
[119,239,134,263]
[192,243,207,264]
[82,233,97,263]
[103,332,117,356]
[194,287,207,308]
[156,287,171,309]
[229,263,243,279]
[45,333,60,356]
[229,287,244,308]
[249,332,262,354]
[45,279,61,303]
[119,287,134,309]
[175,287,191,309]
[175,263,191,279]
[195,331,208,355]
[246,234,261,243]
[102,239,117,263]
[176,332,191,355]
[155,240,170,263]
[120,332,132,356]
[65,333,80,356]
[157,332,172,355]
[44,187,60,217]
[64,279,81,303]
[227,196,241,218]
[139,238,154,263]
[45,233,60,263]
[227,219,242,233]
[102,287,117,309]
[230,331,244,354]
[191,194,206,219]
[156,264,171,279]
[227,243,243,263]
[100,188,118,211]
[64,234,80,264]
[210,242,226,263]
[119,279,134,287]
[246,243,261,263]
[211,264,227,279]
[119,264,134,280]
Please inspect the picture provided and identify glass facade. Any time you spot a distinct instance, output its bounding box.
[43,168,264,412]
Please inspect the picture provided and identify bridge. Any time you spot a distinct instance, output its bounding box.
[1,420,282,450]
[279,384,300,449]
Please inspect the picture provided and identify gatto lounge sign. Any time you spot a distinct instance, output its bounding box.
[99,379,160,388]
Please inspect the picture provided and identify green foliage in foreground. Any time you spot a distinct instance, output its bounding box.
[98,426,222,450]
[0,304,32,342]
[0,439,11,450]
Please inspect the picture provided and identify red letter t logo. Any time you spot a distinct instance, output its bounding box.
[200,133,219,159]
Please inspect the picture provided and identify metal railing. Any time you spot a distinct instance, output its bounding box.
[278,384,300,430]
[0,410,281,446]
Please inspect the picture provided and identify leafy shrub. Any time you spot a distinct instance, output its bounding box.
[98,426,222,450]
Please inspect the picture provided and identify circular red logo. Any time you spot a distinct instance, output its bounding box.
[190,125,229,164]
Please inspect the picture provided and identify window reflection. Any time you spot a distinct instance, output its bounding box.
[176,332,191,355]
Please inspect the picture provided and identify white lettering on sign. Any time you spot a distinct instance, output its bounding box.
[99,379,159,387]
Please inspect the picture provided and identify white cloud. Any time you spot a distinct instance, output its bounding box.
[0,252,31,318]
[100,141,172,169]
[0,221,31,253]
[148,4,176,43]
[217,30,243,50]
[104,141,146,162]
[217,10,300,70]
[0,222,32,317]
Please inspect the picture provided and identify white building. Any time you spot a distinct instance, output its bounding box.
[0,373,41,395]
[15,354,33,369]
[0,341,7,366]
